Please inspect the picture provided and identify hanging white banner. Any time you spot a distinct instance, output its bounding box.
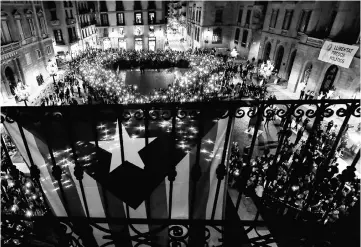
[318,41,359,68]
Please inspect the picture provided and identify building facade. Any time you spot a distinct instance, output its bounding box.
[95,0,167,51]
[75,1,98,51]
[186,1,236,51]
[231,1,267,61]
[258,1,360,98]
[168,1,187,38]
[1,0,54,105]
[185,1,267,59]
[44,1,97,58]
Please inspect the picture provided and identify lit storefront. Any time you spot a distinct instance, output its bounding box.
[149,37,156,51]
[134,26,144,51]
[103,38,111,50]
[135,38,143,51]
[118,38,126,50]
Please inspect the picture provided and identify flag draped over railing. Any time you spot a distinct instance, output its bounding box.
[2,108,232,247]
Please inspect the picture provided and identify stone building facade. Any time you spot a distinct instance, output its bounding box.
[230,1,267,61]
[95,0,167,51]
[185,1,267,60]
[168,1,187,38]
[44,1,97,57]
[1,0,54,105]
[258,1,360,98]
[186,1,235,50]
[75,1,98,52]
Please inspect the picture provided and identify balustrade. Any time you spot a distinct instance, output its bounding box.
[1,99,359,246]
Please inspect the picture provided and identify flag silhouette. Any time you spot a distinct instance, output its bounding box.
[2,108,231,247]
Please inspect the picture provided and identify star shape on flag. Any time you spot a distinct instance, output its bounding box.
[91,120,156,173]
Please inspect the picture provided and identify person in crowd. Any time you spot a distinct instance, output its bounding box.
[294,125,305,146]
[326,120,334,133]
[77,85,81,97]
[304,90,311,100]
[70,85,75,96]
[309,91,315,100]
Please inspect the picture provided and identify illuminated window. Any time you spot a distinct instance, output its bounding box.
[119,27,124,35]
[135,13,142,24]
[117,13,124,25]
[54,29,63,42]
[148,12,155,24]
[212,27,222,44]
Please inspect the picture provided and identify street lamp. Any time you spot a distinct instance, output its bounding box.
[47,59,58,85]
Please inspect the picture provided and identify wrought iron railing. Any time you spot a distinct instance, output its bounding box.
[1,99,360,247]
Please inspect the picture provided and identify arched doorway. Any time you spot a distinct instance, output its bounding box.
[4,67,16,95]
[286,49,297,80]
[263,42,271,61]
[320,65,338,94]
[274,46,284,72]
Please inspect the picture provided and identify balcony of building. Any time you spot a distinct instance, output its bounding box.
[66,18,76,25]
[50,19,60,26]
[1,41,19,54]
[1,41,21,61]
[21,36,38,46]
[1,99,360,247]
[297,32,324,48]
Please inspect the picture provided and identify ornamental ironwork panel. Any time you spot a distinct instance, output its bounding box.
[1,99,360,247]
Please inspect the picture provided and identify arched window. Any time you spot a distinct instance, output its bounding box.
[263,42,271,61]
[320,65,338,94]
[286,49,297,79]
[234,28,240,44]
[5,67,16,95]
[241,29,248,47]
[274,46,284,71]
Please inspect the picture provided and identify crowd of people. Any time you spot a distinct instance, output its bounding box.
[228,113,360,225]
[36,48,271,106]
